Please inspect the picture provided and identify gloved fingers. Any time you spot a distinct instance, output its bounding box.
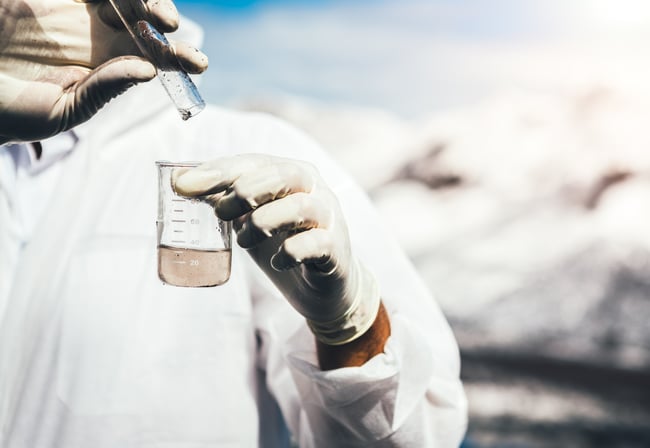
[270,228,339,272]
[134,21,208,73]
[174,155,317,219]
[173,155,277,198]
[142,0,180,33]
[90,0,180,33]
[171,40,209,74]
[60,56,155,127]
[216,161,316,220]
[236,193,333,249]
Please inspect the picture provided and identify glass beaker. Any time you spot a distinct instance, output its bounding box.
[156,161,232,287]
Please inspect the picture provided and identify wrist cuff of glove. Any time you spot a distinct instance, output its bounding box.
[307,261,381,346]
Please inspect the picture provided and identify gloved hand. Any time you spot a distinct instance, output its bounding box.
[0,0,208,144]
[173,154,381,346]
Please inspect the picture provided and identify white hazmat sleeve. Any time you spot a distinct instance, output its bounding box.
[244,116,468,447]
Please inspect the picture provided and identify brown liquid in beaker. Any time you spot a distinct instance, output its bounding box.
[158,245,231,287]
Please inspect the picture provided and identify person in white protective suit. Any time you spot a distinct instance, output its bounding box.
[0,1,468,447]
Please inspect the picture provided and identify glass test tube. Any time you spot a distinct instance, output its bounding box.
[108,0,205,120]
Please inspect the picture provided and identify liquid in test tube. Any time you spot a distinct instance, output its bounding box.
[108,0,205,120]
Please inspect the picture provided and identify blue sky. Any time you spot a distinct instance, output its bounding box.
[176,0,554,38]
[176,0,378,12]
[172,0,650,117]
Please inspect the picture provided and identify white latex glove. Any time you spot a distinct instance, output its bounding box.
[173,154,381,345]
[0,0,208,144]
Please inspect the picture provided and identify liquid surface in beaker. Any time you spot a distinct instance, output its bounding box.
[158,246,232,287]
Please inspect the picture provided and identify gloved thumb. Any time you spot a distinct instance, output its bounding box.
[61,56,156,126]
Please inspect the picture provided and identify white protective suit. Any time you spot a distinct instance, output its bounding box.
[0,24,467,448]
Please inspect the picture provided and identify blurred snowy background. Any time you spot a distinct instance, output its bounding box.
[177,1,650,446]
